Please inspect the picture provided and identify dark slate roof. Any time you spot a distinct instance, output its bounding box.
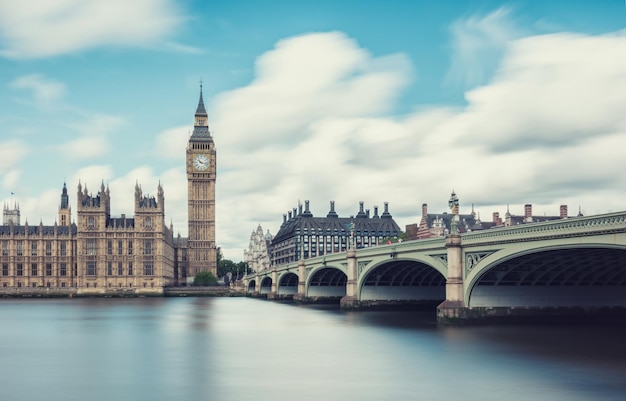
[174,236,188,247]
[0,224,77,236]
[425,213,482,234]
[60,183,69,209]
[196,88,207,116]
[272,214,401,244]
[190,88,213,142]
[106,218,135,229]
[139,196,157,208]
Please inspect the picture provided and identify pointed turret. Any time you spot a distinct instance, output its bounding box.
[59,182,71,227]
[195,83,207,118]
[191,83,212,141]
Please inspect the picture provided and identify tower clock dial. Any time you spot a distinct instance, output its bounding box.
[193,154,209,171]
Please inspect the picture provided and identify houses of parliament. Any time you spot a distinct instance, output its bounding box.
[0,88,217,294]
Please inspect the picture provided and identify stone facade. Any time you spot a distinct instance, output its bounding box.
[244,225,272,272]
[185,86,217,280]
[269,200,402,266]
[0,182,175,294]
[0,88,216,292]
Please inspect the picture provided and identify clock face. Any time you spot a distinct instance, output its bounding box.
[193,154,209,171]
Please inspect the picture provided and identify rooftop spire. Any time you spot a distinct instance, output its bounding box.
[195,79,207,117]
[191,80,212,141]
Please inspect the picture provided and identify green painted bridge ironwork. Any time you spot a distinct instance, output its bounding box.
[243,212,626,322]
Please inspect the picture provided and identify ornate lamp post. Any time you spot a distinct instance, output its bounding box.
[448,190,460,235]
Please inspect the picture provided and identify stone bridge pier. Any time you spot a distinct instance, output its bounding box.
[436,234,466,319]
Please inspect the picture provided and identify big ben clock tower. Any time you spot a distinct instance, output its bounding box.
[186,84,217,280]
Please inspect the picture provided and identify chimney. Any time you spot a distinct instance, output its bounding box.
[327,201,338,218]
[304,200,310,212]
[283,214,287,224]
[382,202,391,218]
[422,203,428,218]
[493,212,500,224]
[560,205,568,218]
[366,209,370,218]
[298,204,302,215]
[288,211,292,220]
[524,204,532,217]
[373,206,379,218]
[356,201,366,218]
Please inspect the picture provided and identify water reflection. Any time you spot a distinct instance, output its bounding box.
[0,298,624,401]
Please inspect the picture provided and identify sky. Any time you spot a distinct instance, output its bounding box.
[1,0,625,261]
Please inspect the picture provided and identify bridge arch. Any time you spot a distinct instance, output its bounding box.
[359,258,446,302]
[247,279,256,294]
[306,265,347,298]
[466,245,626,308]
[259,276,272,295]
[277,271,299,296]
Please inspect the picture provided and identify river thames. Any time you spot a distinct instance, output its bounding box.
[0,297,624,401]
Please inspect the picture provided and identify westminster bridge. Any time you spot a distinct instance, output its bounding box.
[243,211,626,323]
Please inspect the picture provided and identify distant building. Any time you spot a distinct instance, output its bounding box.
[406,196,582,241]
[269,200,402,266]
[244,225,272,272]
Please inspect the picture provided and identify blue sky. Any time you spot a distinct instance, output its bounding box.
[1,0,625,260]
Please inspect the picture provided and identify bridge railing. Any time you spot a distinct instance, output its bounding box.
[461,211,626,245]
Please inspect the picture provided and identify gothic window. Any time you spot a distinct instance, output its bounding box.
[17,263,23,276]
[143,263,153,276]
[60,242,67,256]
[144,240,153,255]
[145,217,153,229]
[107,241,113,255]
[118,262,123,276]
[128,241,133,255]
[2,264,8,276]
[46,264,52,276]
[107,262,112,276]
[31,242,37,256]
[87,217,95,229]
[31,263,38,276]
[87,240,96,255]
[87,262,96,276]
[1,241,7,256]
[60,263,67,276]
[46,241,52,256]
[118,241,123,255]
[128,262,133,276]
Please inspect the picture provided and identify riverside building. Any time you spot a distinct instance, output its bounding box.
[0,87,216,293]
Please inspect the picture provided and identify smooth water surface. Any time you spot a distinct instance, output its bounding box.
[0,298,624,401]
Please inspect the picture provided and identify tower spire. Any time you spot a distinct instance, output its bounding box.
[195,80,207,119]
[191,81,211,139]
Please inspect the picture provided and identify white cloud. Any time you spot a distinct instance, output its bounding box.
[155,126,190,160]
[2,170,20,189]
[10,74,67,106]
[209,29,626,260]
[0,0,186,59]
[0,140,27,174]
[445,7,526,89]
[59,114,124,160]
[8,29,626,262]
